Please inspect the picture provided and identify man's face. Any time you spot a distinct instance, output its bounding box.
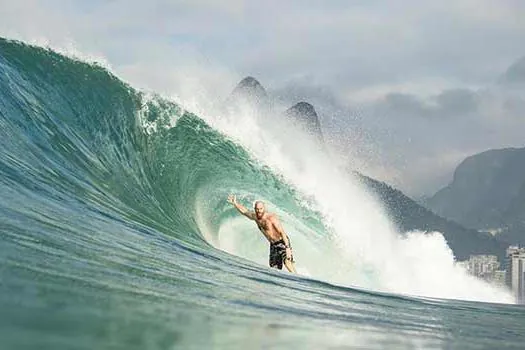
[254,202,265,219]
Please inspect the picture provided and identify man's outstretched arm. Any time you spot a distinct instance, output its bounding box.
[227,195,255,220]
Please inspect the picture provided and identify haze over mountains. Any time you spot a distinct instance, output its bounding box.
[285,102,324,143]
[425,147,525,246]
[226,76,514,261]
[227,76,270,112]
[226,76,325,142]
[499,56,525,86]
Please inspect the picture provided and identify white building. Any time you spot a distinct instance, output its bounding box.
[458,255,507,288]
[505,247,525,304]
[466,255,500,278]
[493,270,506,288]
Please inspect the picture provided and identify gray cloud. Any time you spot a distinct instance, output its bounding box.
[371,88,479,120]
[2,1,524,93]
[380,93,428,117]
[435,89,478,115]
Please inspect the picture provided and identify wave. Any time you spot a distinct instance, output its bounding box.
[0,37,514,305]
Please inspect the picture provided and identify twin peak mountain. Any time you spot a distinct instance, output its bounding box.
[227,76,323,142]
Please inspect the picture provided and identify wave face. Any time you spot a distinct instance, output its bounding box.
[1,38,524,349]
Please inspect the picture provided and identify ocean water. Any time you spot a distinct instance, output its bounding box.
[0,38,524,350]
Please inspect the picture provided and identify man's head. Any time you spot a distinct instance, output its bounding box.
[254,201,265,219]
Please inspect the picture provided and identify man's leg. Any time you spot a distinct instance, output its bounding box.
[283,258,296,273]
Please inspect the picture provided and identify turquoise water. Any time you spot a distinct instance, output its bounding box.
[1,38,524,349]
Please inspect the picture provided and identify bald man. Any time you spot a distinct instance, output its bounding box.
[227,195,297,273]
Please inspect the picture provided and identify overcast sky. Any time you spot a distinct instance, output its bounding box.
[1,0,525,196]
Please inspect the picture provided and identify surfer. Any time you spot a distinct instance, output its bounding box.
[227,195,297,273]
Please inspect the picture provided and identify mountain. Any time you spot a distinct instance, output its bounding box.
[424,148,525,230]
[225,76,270,115]
[358,174,508,262]
[498,185,525,245]
[423,147,525,246]
[284,102,324,141]
[499,56,525,86]
[226,77,324,140]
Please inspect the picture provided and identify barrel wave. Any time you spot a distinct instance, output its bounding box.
[1,38,524,349]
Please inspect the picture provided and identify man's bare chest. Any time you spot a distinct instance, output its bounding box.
[256,219,271,232]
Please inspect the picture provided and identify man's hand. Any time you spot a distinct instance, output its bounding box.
[285,247,292,260]
[227,194,237,205]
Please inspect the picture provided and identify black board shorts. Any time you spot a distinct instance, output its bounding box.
[269,239,294,270]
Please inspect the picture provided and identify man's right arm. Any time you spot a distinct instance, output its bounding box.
[228,195,255,220]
